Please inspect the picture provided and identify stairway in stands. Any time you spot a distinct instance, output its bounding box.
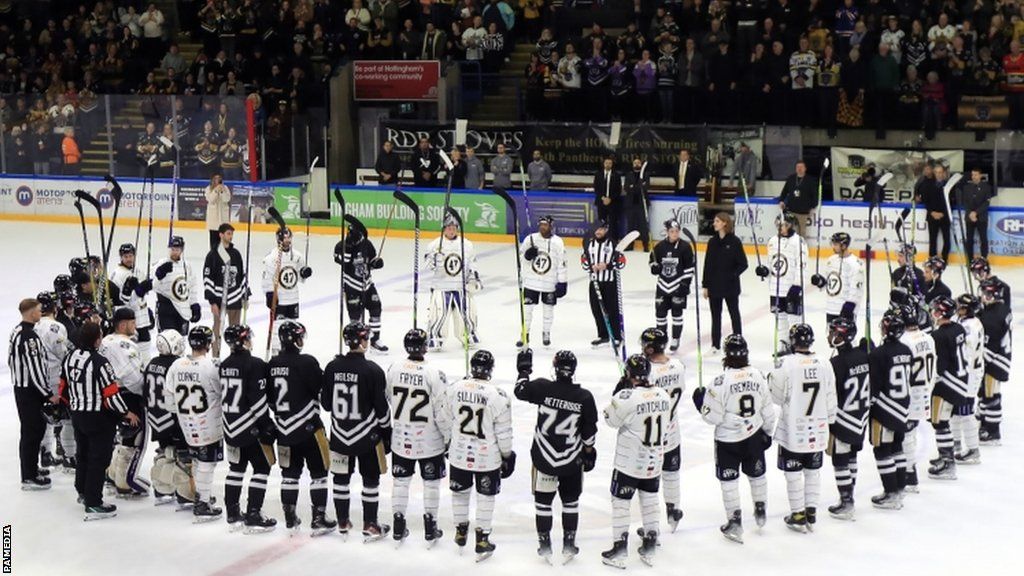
[468,43,534,122]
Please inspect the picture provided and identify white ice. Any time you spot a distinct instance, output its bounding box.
[1,220,1021,576]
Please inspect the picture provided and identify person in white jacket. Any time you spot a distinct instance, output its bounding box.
[518,216,567,347]
[756,212,808,345]
[100,308,148,498]
[204,173,232,250]
[810,232,863,330]
[425,215,479,350]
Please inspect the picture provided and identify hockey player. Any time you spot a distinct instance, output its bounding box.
[515,348,598,564]
[100,308,148,498]
[926,295,969,480]
[970,257,1011,305]
[810,232,863,328]
[261,227,312,354]
[385,328,449,546]
[892,244,925,295]
[867,310,913,509]
[321,321,392,541]
[144,330,196,507]
[35,291,74,471]
[519,215,568,347]
[648,220,695,352]
[425,215,480,349]
[334,221,388,351]
[437,350,515,561]
[692,334,776,544]
[769,324,836,533]
[108,243,155,361]
[756,213,808,343]
[582,220,625,347]
[601,355,670,568]
[269,322,336,536]
[822,317,869,520]
[153,236,200,335]
[898,298,936,493]
[166,325,224,521]
[952,294,984,465]
[203,224,248,357]
[54,274,78,335]
[640,327,686,530]
[977,278,1012,444]
[922,256,951,304]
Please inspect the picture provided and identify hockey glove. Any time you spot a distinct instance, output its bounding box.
[299,266,312,279]
[265,292,274,309]
[190,303,201,323]
[755,265,770,278]
[381,428,392,455]
[259,426,277,446]
[786,285,802,309]
[611,251,626,269]
[516,348,533,377]
[555,282,568,299]
[759,429,773,450]
[135,278,153,296]
[370,257,384,270]
[691,387,705,411]
[333,242,345,265]
[840,301,856,319]
[524,246,538,261]
[581,447,597,472]
[468,271,483,293]
[500,451,516,478]
[650,261,662,275]
[155,261,174,279]
[810,273,826,289]
[123,276,139,295]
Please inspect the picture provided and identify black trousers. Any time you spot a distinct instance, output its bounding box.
[626,202,649,250]
[156,301,188,335]
[14,388,46,481]
[596,202,622,239]
[927,214,951,262]
[589,280,621,340]
[72,411,118,507]
[965,218,989,260]
[709,293,742,348]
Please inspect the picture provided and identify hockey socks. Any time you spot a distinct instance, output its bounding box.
[721,479,741,517]
[662,470,680,510]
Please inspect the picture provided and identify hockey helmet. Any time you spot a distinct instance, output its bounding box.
[156,329,186,357]
[225,324,254,352]
[880,308,905,341]
[664,219,681,232]
[924,256,946,274]
[827,316,857,347]
[978,277,1003,302]
[119,243,136,257]
[553,350,578,379]
[956,293,981,317]
[404,328,429,356]
[640,327,668,355]
[343,321,371,348]
[470,350,495,380]
[930,295,957,319]
[889,286,911,308]
[788,323,815,349]
[73,299,98,325]
[898,243,917,258]
[279,321,307,351]
[624,354,651,383]
[723,334,749,358]
[69,257,88,277]
[188,325,214,350]
[970,257,991,278]
[168,236,185,249]
[830,232,851,248]
[775,212,799,231]
[36,291,57,314]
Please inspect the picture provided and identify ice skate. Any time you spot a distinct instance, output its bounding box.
[667,504,684,533]
[591,337,610,348]
[21,476,51,491]
[537,532,552,564]
[40,447,57,468]
[637,529,658,566]
[828,499,856,520]
[61,456,77,474]
[805,507,817,532]
[454,521,470,552]
[928,458,957,480]
[754,501,767,529]
[370,339,389,352]
[979,426,1002,446]
[601,533,628,569]
[871,492,903,510]
[226,503,245,532]
[363,521,391,543]
[337,519,354,539]
[720,511,744,544]
[474,528,495,563]
[244,511,277,534]
[153,491,176,506]
[84,503,117,521]
[784,511,808,533]
[424,514,443,547]
[542,332,551,346]
[192,499,222,523]
[955,448,981,465]
[310,507,336,537]
[562,531,579,565]
[283,504,301,535]
[393,513,408,547]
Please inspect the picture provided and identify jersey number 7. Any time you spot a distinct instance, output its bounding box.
[803,381,820,416]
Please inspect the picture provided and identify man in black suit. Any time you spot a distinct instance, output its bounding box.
[593,156,623,238]
[775,160,818,238]
[674,149,704,196]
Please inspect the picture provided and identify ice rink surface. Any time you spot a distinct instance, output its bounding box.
[1,220,1021,575]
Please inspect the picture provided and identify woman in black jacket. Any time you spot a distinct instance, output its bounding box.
[702,212,748,353]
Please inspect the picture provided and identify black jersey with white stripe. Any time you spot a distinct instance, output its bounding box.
[987,276,1012,307]
[202,244,247,307]
[869,338,913,431]
[924,278,952,304]
[828,345,870,446]
[649,238,695,295]
[59,348,128,414]
[891,265,925,295]
[219,350,273,447]
[321,352,391,456]
[979,300,1012,381]
[931,322,969,404]
[8,321,50,398]
[144,354,180,441]
[337,237,377,293]
[268,349,325,445]
[515,375,599,476]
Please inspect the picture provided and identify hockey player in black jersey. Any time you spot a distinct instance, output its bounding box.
[515,349,599,564]
[977,278,1012,444]
[334,221,388,351]
[648,220,695,352]
[824,317,870,520]
[144,330,195,508]
[970,257,1012,306]
[867,310,913,510]
[927,295,969,480]
[269,322,336,536]
[321,321,392,541]
[219,324,277,533]
[891,244,925,295]
[923,257,952,304]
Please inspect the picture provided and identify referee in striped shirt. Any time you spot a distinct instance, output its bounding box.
[8,298,59,490]
[59,321,139,518]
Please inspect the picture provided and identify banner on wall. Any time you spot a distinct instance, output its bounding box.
[353,61,441,101]
[829,147,964,203]
[0,176,175,217]
[177,182,277,223]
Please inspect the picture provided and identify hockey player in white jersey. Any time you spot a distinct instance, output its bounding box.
[601,355,671,568]
[810,232,863,328]
[109,243,155,361]
[953,294,984,465]
[897,298,936,492]
[35,291,75,471]
[518,215,568,347]
[755,213,808,343]
[153,236,200,335]
[425,215,480,350]
[640,327,686,531]
[100,308,149,498]
[261,227,312,354]
[769,323,837,533]
[166,326,224,522]
[386,328,450,546]
[693,334,776,543]
[437,350,514,561]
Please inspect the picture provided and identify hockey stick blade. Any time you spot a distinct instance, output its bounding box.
[309,210,331,220]
[877,172,894,188]
[943,173,964,196]
[103,174,123,202]
[75,189,101,209]
[615,230,640,252]
[268,206,287,230]
[446,207,464,229]
[343,214,369,239]
[823,157,830,169]
[393,190,419,221]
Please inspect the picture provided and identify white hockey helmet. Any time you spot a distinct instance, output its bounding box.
[156,329,186,357]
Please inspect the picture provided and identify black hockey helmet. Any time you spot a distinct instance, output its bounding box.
[830,232,851,248]
[538,215,555,226]
[36,291,57,314]
[723,334,749,358]
[470,350,495,380]
[924,256,946,274]
[343,321,371,347]
[775,212,798,230]
[224,324,254,351]
[978,277,1004,302]
[956,293,981,317]
[553,350,578,379]
[119,243,136,257]
[73,299,98,325]
[664,219,681,232]
[930,295,957,319]
[624,354,651,384]
[276,227,293,243]
[279,321,307,351]
[404,328,428,356]
[788,323,814,350]
[970,257,991,278]
[168,235,185,249]
[640,327,668,355]
[898,243,917,258]
[188,325,214,350]
[827,316,857,347]
[69,257,88,276]
[53,274,74,295]
[889,286,911,308]
[880,308,905,341]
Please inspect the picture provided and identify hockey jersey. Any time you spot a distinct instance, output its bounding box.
[153,257,199,321]
[268,350,326,445]
[891,265,925,296]
[604,385,671,479]
[514,375,599,476]
[649,238,695,296]
[99,334,144,396]
[766,233,808,297]
[824,253,863,316]
[868,338,913,432]
[261,247,307,307]
[769,352,837,453]
[582,235,623,283]
[924,278,952,304]
[202,243,247,307]
[143,354,180,442]
[979,300,1012,381]
[438,377,513,472]
[931,322,969,404]
[337,237,378,294]
[165,354,223,447]
[220,350,272,447]
[900,329,937,421]
[829,345,870,446]
[520,232,568,293]
[700,366,777,444]
[425,235,477,292]
[984,276,1012,307]
[958,316,985,397]
[321,352,391,456]
[109,263,153,328]
[35,316,70,390]
[386,358,449,460]
[649,357,686,451]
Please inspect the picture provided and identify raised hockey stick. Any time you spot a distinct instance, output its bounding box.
[738,175,765,277]
[145,168,156,279]
[343,214,370,322]
[772,222,783,359]
[73,196,100,309]
[376,192,399,260]
[517,152,534,230]
[217,242,232,356]
[639,160,650,222]
[446,207,471,375]
[75,190,115,315]
[865,200,877,352]
[883,237,894,282]
[265,206,287,360]
[133,168,149,274]
[393,190,421,329]
[813,158,830,276]
[242,187,253,324]
[493,189,528,347]
[615,230,640,360]
[682,228,703,390]
[582,246,625,374]
[102,174,124,266]
[798,234,807,325]
[948,178,974,295]
[894,207,923,296]
[333,189,347,353]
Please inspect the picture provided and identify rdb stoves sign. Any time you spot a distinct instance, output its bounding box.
[353,61,441,101]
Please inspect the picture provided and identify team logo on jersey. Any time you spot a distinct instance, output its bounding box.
[827,272,842,296]
[443,253,464,276]
[479,476,492,491]
[661,257,678,277]
[278,266,299,289]
[770,253,789,277]
[424,461,436,476]
[531,252,552,275]
[171,276,189,301]
[720,468,739,479]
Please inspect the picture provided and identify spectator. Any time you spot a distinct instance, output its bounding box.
[347,0,373,31]
[447,148,468,189]
[482,22,505,72]
[340,18,368,61]
[732,142,759,192]
[525,52,548,119]
[219,128,243,181]
[557,43,582,117]
[1003,40,1024,129]
[161,44,185,74]
[139,4,165,66]
[61,127,81,175]
[881,16,905,63]
[536,27,557,65]
[490,143,514,190]
[835,0,858,50]
[527,149,552,191]
[633,49,657,120]
[411,137,440,187]
[921,70,946,137]
[617,22,645,63]
[398,19,422,60]
[928,13,956,51]
[708,40,738,122]
[818,43,842,132]
[464,147,486,190]
[608,49,633,121]
[421,22,447,59]
[464,16,487,62]
[584,38,610,121]
[375,141,402,185]
[903,19,928,70]
[204,173,232,250]
[520,0,543,41]
[869,42,900,130]
[677,37,705,123]
[776,160,818,238]
[973,46,1001,93]
[368,17,395,58]
[673,149,703,197]
[838,46,867,126]
[767,40,791,122]
[898,65,923,128]
[656,40,678,122]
